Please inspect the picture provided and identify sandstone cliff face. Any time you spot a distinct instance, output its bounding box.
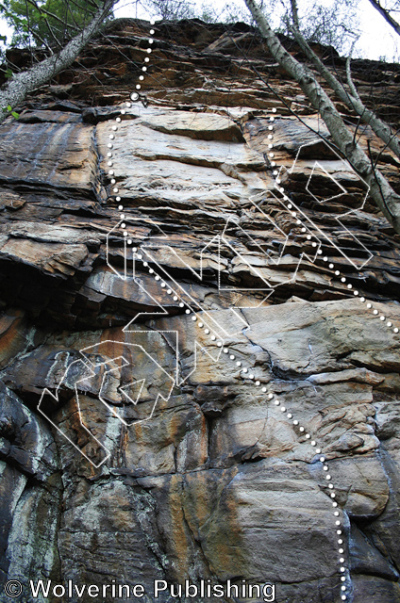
[0,18,400,603]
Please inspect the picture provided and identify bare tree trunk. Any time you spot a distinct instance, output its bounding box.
[288,0,400,159]
[367,0,400,37]
[244,0,400,234]
[0,0,115,123]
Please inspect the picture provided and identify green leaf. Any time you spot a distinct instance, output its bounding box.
[1,105,18,118]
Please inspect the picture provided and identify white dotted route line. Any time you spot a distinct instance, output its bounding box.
[259,105,400,600]
[106,20,155,199]
[131,247,349,599]
[103,27,400,603]
[267,110,399,338]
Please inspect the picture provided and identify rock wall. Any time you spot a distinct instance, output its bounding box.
[0,17,399,603]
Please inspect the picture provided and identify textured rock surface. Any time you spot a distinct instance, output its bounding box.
[0,17,400,603]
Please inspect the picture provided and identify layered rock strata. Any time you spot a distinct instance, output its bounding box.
[0,18,399,603]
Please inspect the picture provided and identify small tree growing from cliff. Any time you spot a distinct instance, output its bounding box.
[244,0,400,235]
[0,0,115,122]
[2,0,111,49]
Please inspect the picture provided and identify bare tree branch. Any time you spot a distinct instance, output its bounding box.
[0,0,115,122]
[345,39,361,101]
[286,0,400,159]
[244,0,400,233]
[24,0,66,49]
[24,0,81,34]
[368,0,400,37]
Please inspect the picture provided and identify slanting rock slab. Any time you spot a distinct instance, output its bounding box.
[139,111,246,142]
